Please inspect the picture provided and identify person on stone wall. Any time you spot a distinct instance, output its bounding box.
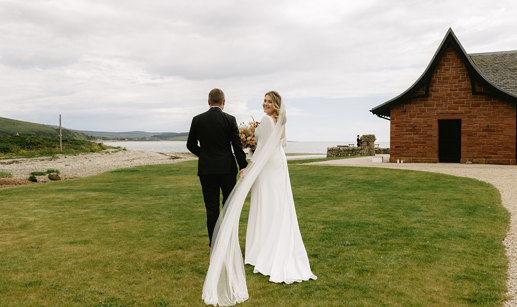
[356,135,362,147]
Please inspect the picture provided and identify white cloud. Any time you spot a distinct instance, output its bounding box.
[1,0,517,141]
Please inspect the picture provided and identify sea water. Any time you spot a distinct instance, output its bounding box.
[102,141,390,160]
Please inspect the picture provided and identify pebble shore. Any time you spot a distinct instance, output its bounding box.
[0,150,196,185]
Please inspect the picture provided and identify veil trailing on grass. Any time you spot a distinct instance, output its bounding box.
[202,102,287,306]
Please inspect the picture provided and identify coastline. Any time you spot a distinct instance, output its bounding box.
[0,148,328,188]
[0,150,196,187]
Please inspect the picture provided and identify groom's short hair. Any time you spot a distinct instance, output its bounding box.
[209,88,225,105]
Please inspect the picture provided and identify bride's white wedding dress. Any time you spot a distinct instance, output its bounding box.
[202,103,316,306]
[245,115,317,284]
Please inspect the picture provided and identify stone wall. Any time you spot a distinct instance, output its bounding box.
[327,146,362,157]
[327,134,390,157]
[390,46,517,164]
[375,147,390,155]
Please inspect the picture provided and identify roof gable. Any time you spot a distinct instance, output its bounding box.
[371,29,517,119]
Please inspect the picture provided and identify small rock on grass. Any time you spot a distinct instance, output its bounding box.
[48,174,61,181]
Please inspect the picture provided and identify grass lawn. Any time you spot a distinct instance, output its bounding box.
[0,159,509,306]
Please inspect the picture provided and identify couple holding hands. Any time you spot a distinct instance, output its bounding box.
[187,88,316,306]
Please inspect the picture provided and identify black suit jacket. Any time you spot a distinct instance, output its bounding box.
[187,107,248,176]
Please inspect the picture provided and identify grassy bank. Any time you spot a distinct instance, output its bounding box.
[0,160,509,305]
[0,116,89,140]
[0,136,109,159]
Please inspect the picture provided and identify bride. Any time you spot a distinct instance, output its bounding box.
[202,91,317,306]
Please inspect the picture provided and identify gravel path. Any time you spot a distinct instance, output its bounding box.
[306,155,517,306]
[0,150,195,182]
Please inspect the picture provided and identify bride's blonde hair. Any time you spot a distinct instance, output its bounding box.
[265,91,281,120]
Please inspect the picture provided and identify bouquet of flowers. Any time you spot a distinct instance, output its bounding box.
[239,118,259,152]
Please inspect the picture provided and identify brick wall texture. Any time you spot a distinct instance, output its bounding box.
[390,46,517,164]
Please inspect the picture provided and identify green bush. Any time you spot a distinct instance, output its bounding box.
[0,144,12,153]
[46,169,60,174]
[30,171,47,176]
[28,175,37,182]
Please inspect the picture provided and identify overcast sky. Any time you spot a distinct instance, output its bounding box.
[1,0,516,141]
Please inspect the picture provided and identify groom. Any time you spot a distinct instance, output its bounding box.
[187,88,248,247]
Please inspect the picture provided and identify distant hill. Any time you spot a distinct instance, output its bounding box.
[150,132,189,141]
[77,130,189,141]
[0,117,90,140]
[0,117,188,141]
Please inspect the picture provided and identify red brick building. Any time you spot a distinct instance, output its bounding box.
[371,29,517,165]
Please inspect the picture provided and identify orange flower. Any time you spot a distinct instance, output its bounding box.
[238,118,259,151]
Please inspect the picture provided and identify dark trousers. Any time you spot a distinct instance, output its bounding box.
[199,173,237,246]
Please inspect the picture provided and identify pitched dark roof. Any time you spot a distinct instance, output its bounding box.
[470,51,517,96]
[370,29,517,119]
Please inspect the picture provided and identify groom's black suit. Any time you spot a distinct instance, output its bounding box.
[187,106,248,246]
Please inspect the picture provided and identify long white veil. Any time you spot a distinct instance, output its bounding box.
[202,101,287,306]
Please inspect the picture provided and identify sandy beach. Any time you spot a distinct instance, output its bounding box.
[0,150,196,187]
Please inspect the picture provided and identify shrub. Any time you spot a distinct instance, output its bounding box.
[30,171,47,176]
[28,175,37,182]
[46,169,60,174]
[0,144,12,153]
